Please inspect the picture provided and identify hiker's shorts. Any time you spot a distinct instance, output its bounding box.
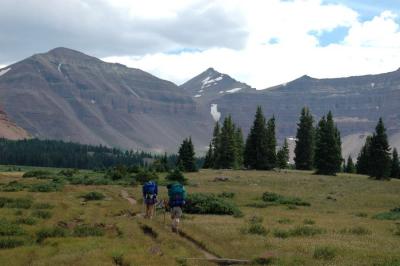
[171,206,182,219]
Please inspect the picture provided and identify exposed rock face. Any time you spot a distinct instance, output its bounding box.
[0,107,29,140]
[212,70,400,158]
[180,67,255,105]
[0,48,213,152]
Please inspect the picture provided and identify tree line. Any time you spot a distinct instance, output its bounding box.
[181,106,398,179]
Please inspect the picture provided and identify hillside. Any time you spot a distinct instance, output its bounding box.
[0,48,213,153]
[0,107,29,140]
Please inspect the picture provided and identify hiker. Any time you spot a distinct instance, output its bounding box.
[167,183,186,233]
[142,181,158,219]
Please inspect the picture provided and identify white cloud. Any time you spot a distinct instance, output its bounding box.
[103,0,400,89]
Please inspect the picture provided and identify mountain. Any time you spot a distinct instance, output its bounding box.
[180,67,254,105]
[0,48,213,153]
[0,106,29,140]
[211,69,400,159]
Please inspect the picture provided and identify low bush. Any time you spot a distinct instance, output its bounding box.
[73,225,104,237]
[29,181,63,192]
[340,226,371,235]
[313,246,336,260]
[58,169,78,177]
[1,181,26,192]
[33,203,54,209]
[273,225,325,238]
[248,215,264,224]
[68,176,112,186]
[82,192,105,201]
[246,202,271,208]
[0,237,25,249]
[165,169,187,184]
[112,252,130,266]
[0,219,25,236]
[374,208,400,221]
[303,219,316,225]
[184,193,242,216]
[218,192,235,199]
[262,192,310,206]
[278,218,293,224]
[15,217,37,225]
[22,170,52,179]
[36,226,68,243]
[246,223,268,236]
[0,197,32,209]
[134,169,159,184]
[32,210,52,219]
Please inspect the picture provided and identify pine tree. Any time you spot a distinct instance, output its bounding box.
[391,148,400,179]
[314,111,342,175]
[177,137,197,172]
[244,106,269,169]
[368,118,391,179]
[203,122,220,169]
[203,142,213,169]
[277,138,289,169]
[215,116,237,169]
[345,156,356,173]
[234,127,244,168]
[265,116,277,169]
[356,136,372,175]
[294,107,315,170]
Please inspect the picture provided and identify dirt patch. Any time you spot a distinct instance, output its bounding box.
[120,190,137,205]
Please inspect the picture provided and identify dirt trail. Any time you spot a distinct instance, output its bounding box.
[120,190,137,205]
[120,190,221,262]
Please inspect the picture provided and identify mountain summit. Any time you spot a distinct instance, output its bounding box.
[180,68,254,104]
[0,48,212,152]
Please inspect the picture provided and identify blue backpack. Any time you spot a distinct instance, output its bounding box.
[143,181,157,202]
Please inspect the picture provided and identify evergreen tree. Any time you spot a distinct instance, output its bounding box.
[176,137,197,172]
[294,107,315,170]
[277,138,289,169]
[203,122,220,169]
[356,136,372,174]
[345,156,356,173]
[314,111,342,175]
[215,116,237,169]
[368,118,391,179]
[202,142,213,169]
[244,106,269,169]
[234,127,244,168]
[391,148,400,179]
[265,116,277,169]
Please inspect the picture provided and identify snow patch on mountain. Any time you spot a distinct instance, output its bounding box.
[219,91,224,94]
[226,88,242,93]
[210,104,221,122]
[201,75,224,89]
[0,68,11,77]
[194,94,202,98]
[58,63,62,73]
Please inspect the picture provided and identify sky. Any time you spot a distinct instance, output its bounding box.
[0,0,400,89]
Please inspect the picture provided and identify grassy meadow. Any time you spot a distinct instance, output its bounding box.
[0,166,399,265]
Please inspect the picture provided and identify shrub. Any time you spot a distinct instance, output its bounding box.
[246,223,268,236]
[0,220,25,236]
[374,208,400,221]
[112,252,130,266]
[33,203,54,209]
[289,225,325,237]
[278,218,293,224]
[58,169,78,177]
[303,219,315,225]
[184,193,242,216]
[82,192,105,201]
[340,226,371,235]
[134,169,159,184]
[29,181,63,192]
[218,192,235,199]
[246,202,271,208]
[313,246,336,260]
[32,210,52,219]
[0,197,32,209]
[0,238,24,249]
[273,229,290,239]
[262,192,310,206]
[1,181,26,192]
[22,170,52,179]
[249,215,264,224]
[15,217,37,225]
[165,169,187,184]
[36,226,68,243]
[73,225,104,237]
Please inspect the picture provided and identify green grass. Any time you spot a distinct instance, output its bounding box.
[0,167,399,265]
[82,191,105,201]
